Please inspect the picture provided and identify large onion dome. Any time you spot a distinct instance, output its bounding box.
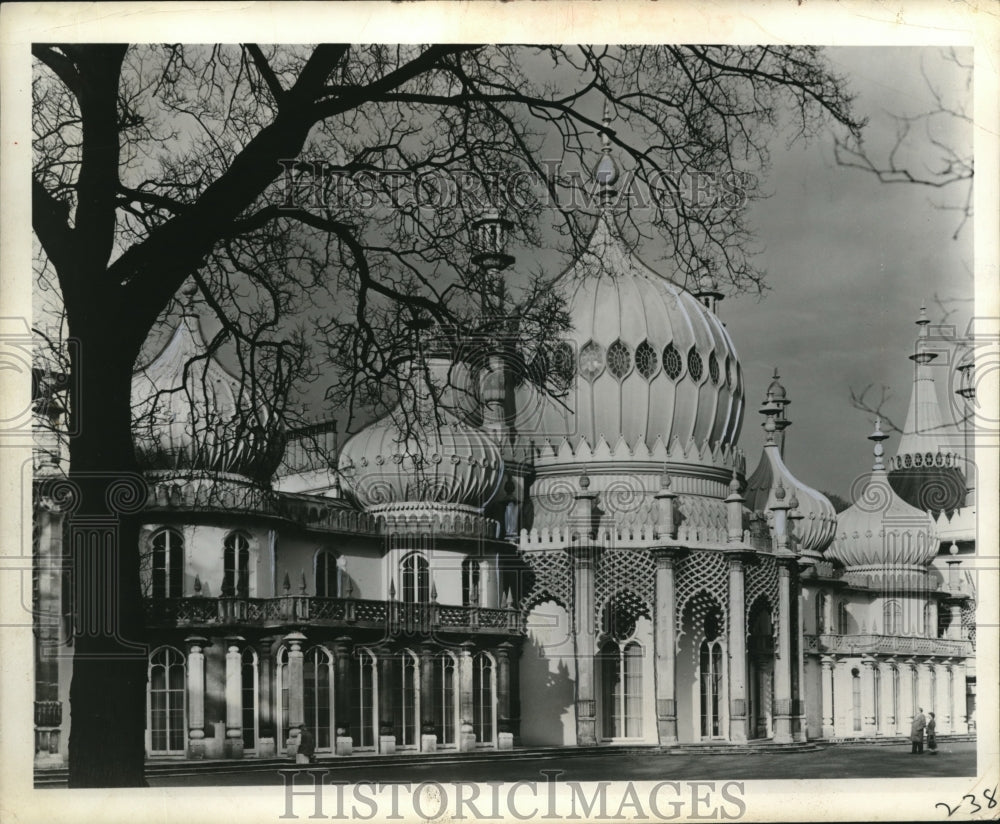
[131,286,285,483]
[515,215,744,458]
[745,382,836,557]
[827,420,938,584]
[338,358,504,513]
[888,305,967,515]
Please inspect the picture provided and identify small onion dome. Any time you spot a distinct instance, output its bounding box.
[827,422,938,571]
[131,297,285,483]
[515,215,744,458]
[744,439,837,555]
[338,386,503,512]
[767,368,787,402]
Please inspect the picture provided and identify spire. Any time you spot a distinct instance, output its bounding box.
[767,368,792,457]
[869,417,889,472]
[594,99,620,209]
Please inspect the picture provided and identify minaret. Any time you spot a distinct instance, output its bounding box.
[767,368,792,458]
[888,304,965,516]
[594,99,620,210]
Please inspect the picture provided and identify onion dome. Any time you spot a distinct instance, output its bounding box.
[888,305,966,515]
[515,214,744,460]
[745,383,836,556]
[131,285,285,483]
[338,358,504,512]
[828,419,938,581]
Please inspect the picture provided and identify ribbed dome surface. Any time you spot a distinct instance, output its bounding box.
[131,313,284,483]
[338,365,503,510]
[827,469,938,570]
[515,216,743,456]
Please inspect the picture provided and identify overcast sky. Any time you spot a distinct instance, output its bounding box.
[722,46,973,499]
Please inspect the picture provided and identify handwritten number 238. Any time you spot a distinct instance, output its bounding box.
[936,786,997,817]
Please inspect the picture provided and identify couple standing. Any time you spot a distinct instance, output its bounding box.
[910,708,938,754]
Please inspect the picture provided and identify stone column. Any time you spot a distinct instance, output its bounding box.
[936,660,951,732]
[284,631,306,755]
[185,636,208,759]
[820,655,836,739]
[951,661,968,734]
[458,641,477,752]
[773,561,793,743]
[224,637,245,758]
[480,558,496,608]
[793,573,807,742]
[860,655,876,735]
[419,645,437,753]
[948,603,963,640]
[878,659,896,735]
[496,642,514,750]
[255,637,276,757]
[727,553,748,743]
[332,637,353,755]
[653,548,678,744]
[570,543,598,745]
[919,660,935,716]
[900,659,917,729]
[378,651,396,754]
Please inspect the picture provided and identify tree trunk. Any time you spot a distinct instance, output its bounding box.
[65,327,148,787]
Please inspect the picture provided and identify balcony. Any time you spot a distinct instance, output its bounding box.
[805,633,973,658]
[144,596,524,637]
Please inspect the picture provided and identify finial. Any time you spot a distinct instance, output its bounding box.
[949,541,959,556]
[282,572,291,594]
[579,470,591,491]
[773,367,780,381]
[595,100,619,198]
[660,468,672,491]
[180,281,198,314]
[300,570,307,594]
[430,580,438,602]
[389,578,396,599]
[193,574,202,595]
[869,417,890,471]
[774,479,786,501]
[917,303,930,326]
[729,463,741,494]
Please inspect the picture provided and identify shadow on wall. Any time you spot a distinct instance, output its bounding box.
[520,601,577,747]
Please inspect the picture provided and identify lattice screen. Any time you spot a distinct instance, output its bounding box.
[744,553,779,630]
[674,550,729,636]
[520,550,573,611]
[593,548,656,629]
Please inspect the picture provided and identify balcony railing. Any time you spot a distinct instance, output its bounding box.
[804,633,973,658]
[144,596,524,636]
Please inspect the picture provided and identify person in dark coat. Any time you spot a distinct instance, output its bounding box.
[926,712,938,755]
[910,708,926,754]
[297,727,316,764]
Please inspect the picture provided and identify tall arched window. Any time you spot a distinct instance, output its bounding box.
[401,553,430,604]
[351,648,376,749]
[148,646,186,755]
[223,532,251,598]
[923,603,933,637]
[837,602,849,634]
[699,639,724,739]
[304,646,334,751]
[277,646,290,752]
[315,550,342,597]
[883,600,902,635]
[435,652,457,747]
[151,528,183,598]
[462,559,480,607]
[241,648,258,752]
[473,652,496,745]
[602,640,644,739]
[393,650,419,748]
[815,592,827,634]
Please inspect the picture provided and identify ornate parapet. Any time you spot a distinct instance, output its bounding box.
[804,632,973,658]
[145,471,279,516]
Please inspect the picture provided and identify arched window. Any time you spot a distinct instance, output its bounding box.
[473,652,496,745]
[687,348,704,383]
[435,652,458,747]
[315,550,342,597]
[699,639,723,739]
[815,592,826,634]
[351,648,376,749]
[606,340,632,380]
[550,341,576,389]
[393,650,419,748]
[401,553,430,605]
[223,532,251,598]
[462,558,481,606]
[304,646,334,751]
[883,600,902,635]
[148,646,186,755]
[151,528,183,598]
[602,640,644,739]
[579,340,604,381]
[708,351,720,385]
[241,648,258,752]
[837,602,849,635]
[277,646,289,751]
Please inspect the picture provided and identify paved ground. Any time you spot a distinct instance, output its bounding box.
[142,741,977,786]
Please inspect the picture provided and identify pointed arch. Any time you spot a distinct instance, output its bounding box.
[147,645,186,755]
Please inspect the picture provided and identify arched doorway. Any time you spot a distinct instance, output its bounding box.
[148,646,186,756]
[677,591,726,743]
[747,596,775,740]
[598,591,650,742]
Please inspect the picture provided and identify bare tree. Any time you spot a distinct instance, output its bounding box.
[31,43,862,786]
[835,48,973,240]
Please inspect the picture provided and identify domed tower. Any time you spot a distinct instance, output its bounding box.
[514,110,744,535]
[131,284,285,490]
[828,419,938,589]
[888,305,966,516]
[745,377,837,561]
[338,357,504,532]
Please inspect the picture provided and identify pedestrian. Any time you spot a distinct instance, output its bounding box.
[297,727,316,764]
[910,707,926,754]
[926,712,937,755]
